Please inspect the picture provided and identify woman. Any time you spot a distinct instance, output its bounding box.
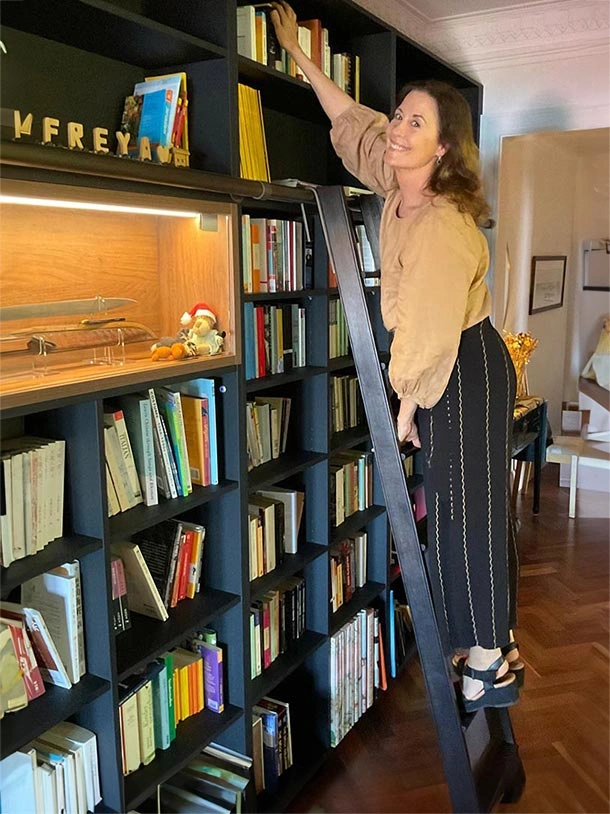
[270,1,522,711]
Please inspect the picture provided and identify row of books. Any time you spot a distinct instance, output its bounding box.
[330,532,368,613]
[238,82,270,182]
[1,436,65,567]
[330,450,374,528]
[243,302,307,381]
[331,373,364,434]
[248,488,304,580]
[252,696,293,795]
[329,298,350,360]
[0,722,101,814]
[246,395,292,470]
[111,518,207,622]
[329,606,386,748]
[119,631,224,776]
[119,71,189,162]
[249,576,305,679]
[237,7,361,101]
[389,589,414,679]
[157,742,251,814]
[104,377,219,515]
[241,215,312,294]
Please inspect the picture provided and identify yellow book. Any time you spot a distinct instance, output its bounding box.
[180,395,205,486]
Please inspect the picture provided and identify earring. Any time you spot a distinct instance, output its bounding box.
[436,155,442,166]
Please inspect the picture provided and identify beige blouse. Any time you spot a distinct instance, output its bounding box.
[330,103,491,409]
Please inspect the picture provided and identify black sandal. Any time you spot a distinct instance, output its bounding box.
[461,656,519,713]
[501,642,525,687]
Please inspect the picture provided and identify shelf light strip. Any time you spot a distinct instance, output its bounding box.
[0,195,200,218]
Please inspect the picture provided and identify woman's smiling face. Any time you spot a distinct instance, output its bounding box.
[384,89,446,172]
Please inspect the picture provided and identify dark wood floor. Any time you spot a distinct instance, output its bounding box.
[288,465,610,813]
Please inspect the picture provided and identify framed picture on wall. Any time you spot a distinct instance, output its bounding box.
[529,255,567,314]
[583,239,610,291]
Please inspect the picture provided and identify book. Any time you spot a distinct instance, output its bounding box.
[256,487,304,554]
[49,721,102,810]
[0,616,45,701]
[103,406,143,507]
[134,74,182,148]
[119,393,158,506]
[118,679,142,775]
[111,541,169,621]
[191,638,224,713]
[156,387,192,496]
[0,601,72,688]
[148,387,178,499]
[132,518,183,609]
[175,378,219,485]
[0,624,28,714]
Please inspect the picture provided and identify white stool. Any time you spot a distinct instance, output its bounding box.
[546,435,610,518]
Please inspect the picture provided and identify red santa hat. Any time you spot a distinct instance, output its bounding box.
[180,302,216,326]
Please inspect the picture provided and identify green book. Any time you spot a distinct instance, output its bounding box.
[158,651,176,742]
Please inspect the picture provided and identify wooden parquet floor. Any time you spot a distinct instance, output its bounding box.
[288,465,610,814]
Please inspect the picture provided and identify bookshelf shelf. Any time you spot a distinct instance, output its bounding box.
[331,505,386,542]
[250,542,327,601]
[108,480,240,542]
[329,581,385,636]
[250,630,326,703]
[245,365,328,393]
[330,425,370,452]
[248,451,326,490]
[0,1,481,808]
[1,0,227,68]
[0,674,110,760]
[258,738,329,814]
[116,588,240,680]
[124,704,243,812]
[0,535,102,598]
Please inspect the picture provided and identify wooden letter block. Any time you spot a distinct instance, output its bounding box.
[93,127,110,153]
[156,145,171,164]
[138,136,151,161]
[42,117,60,144]
[115,131,130,156]
[67,121,85,149]
[13,110,33,139]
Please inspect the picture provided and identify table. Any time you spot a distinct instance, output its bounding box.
[512,397,548,514]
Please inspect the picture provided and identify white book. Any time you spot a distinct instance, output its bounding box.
[33,741,78,814]
[1,456,14,567]
[111,541,169,621]
[4,451,25,560]
[21,570,81,684]
[136,679,155,766]
[106,462,121,517]
[54,561,86,678]
[40,754,65,814]
[0,747,38,814]
[51,439,66,541]
[256,487,304,554]
[104,408,143,506]
[236,4,256,60]
[47,721,101,810]
[37,762,57,814]
[118,689,141,775]
[36,730,88,814]
[104,426,135,512]
[119,393,158,506]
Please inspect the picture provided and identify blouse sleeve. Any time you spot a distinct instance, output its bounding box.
[388,209,482,409]
[330,103,397,198]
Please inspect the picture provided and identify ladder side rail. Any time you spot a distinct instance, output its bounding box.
[314,185,480,813]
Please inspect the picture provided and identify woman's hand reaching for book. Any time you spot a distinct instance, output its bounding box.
[269,1,301,56]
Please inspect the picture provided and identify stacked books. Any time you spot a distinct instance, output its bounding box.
[1,436,65,567]
[243,302,306,380]
[236,7,360,100]
[238,83,270,182]
[252,696,293,794]
[330,531,368,612]
[104,378,219,516]
[249,576,305,678]
[330,450,373,527]
[159,742,252,813]
[329,298,350,359]
[329,607,386,748]
[119,630,225,775]
[120,71,189,164]
[241,215,312,293]
[112,519,206,622]
[248,487,304,579]
[245,395,291,470]
[0,722,102,814]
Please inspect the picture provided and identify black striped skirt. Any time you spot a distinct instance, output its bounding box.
[417,317,518,650]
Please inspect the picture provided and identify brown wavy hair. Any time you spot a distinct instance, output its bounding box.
[396,79,490,225]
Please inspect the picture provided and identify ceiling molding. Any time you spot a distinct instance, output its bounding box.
[356,0,609,72]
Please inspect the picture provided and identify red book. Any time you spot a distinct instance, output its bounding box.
[2,618,45,701]
[255,306,266,378]
[299,19,322,68]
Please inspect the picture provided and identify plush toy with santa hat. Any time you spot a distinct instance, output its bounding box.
[181,302,225,357]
